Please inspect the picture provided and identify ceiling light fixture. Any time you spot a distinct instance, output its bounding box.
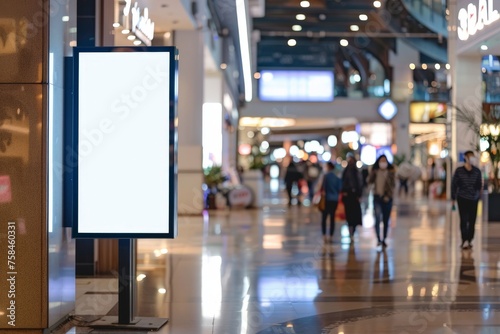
[481,44,489,51]
[112,22,120,28]
[445,63,451,70]
[359,14,368,21]
[350,25,359,32]
[300,1,310,8]
[133,40,141,45]
[373,1,382,8]
[127,35,136,41]
[121,29,130,34]
[435,63,441,70]
[288,39,297,47]
[340,39,349,47]
[292,24,302,31]
[296,14,306,20]
[236,0,253,102]
[409,63,416,70]
[422,64,428,70]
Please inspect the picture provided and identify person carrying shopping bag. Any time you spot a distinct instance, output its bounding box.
[320,162,342,243]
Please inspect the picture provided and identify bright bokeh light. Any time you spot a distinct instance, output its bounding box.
[480,138,490,152]
[300,1,310,7]
[341,131,359,143]
[296,14,306,20]
[273,148,287,159]
[360,144,377,165]
[270,165,280,178]
[289,145,299,156]
[409,63,416,70]
[288,39,297,47]
[356,161,363,168]
[359,14,368,21]
[239,143,252,156]
[137,274,146,281]
[373,1,381,8]
[328,135,338,147]
[350,25,359,31]
[260,141,270,151]
[340,39,349,47]
[292,24,302,31]
[203,103,222,168]
[158,288,167,294]
[261,127,270,135]
[322,152,332,161]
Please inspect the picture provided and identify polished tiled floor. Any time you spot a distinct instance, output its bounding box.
[56,183,500,334]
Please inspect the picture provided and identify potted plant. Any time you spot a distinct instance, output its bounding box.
[203,165,225,209]
[453,104,500,221]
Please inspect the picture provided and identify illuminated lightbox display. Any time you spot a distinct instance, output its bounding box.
[259,70,334,102]
[73,47,178,238]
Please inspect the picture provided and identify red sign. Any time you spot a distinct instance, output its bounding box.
[0,175,12,203]
[228,186,253,208]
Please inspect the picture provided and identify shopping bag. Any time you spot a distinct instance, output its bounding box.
[335,194,346,221]
[313,192,326,211]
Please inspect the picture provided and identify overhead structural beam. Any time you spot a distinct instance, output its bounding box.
[260,31,439,38]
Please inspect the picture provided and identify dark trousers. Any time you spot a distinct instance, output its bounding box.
[321,200,338,236]
[307,180,316,200]
[457,197,478,244]
[286,182,298,204]
[374,195,393,242]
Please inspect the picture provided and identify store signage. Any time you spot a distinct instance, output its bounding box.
[123,0,155,46]
[228,186,253,208]
[378,99,398,120]
[483,102,500,121]
[458,0,500,41]
[73,47,178,239]
[409,102,447,123]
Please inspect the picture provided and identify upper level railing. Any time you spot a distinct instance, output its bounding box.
[401,0,448,37]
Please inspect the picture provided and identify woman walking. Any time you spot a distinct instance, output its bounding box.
[368,155,396,248]
[341,153,363,241]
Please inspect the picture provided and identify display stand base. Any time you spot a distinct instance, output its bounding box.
[88,316,169,330]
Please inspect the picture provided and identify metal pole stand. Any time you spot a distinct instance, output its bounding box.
[89,239,169,330]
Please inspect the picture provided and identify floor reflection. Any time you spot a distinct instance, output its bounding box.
[58,188,500,334]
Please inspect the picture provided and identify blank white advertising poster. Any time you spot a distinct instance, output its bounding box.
[76,49,174,237]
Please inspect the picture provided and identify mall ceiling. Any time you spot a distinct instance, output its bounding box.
[208,0,447,101]
[253,0,446,71]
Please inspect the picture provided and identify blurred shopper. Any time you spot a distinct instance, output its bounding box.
[341,152,363,241]
[284,161,303,206]
[305,154,322,201]
[397,161,413,197]
[320,162,342,243]
[368,155,396,248]
[451,150,482,250]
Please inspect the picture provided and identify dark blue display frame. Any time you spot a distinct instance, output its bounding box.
[71,46,178,239]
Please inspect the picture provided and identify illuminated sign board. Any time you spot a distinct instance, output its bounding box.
[458,0,500,41]
[73,47,178,238]
[410,102,447,123]
[259,70,334,102]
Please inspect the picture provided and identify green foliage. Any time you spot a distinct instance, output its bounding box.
[392,154,407,166]
[203,165,224,187]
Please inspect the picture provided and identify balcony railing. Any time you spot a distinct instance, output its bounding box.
[401,0,448,37]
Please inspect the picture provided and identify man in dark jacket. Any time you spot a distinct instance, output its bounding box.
[284,161,303,206]
[451,150,483,249]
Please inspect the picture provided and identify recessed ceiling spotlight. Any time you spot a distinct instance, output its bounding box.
[133,40,141,45]
[422,63,428,70]
[350,25,359,31]
[292,24,302,31]
[288,39,297,47]
[409,63,416,70]
[296,14,306,20]
[359,14,368,21]
[445,63,451,70]
[340,39,349,47]
[300,1,310,8]
[373,1,382,8]
[254,72,261,79]
[127,35,136,41]
[435,63,441,70]
[481,44,489,51]
[112,22,120,28]
[121,29,130,34]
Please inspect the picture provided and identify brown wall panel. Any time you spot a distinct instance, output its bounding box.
[0,84,46,329]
